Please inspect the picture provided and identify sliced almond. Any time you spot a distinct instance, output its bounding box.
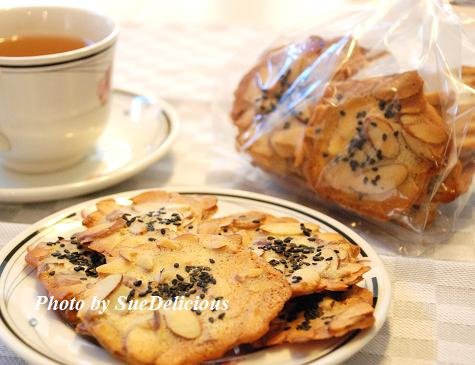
[96,258,131,274]
[136,254,154,271]
[294,267,322,285]
[76,221,115,241]
[365,117,399,158]
[78,274,122,318]
[320,248,340,273]
[199,234,241,250]
[128,220,147,235]
[328,134,348,156]
[400,114,447,144]
[314,232,344,243]
[401,129,444,161]
[198,217,233,234]
[199,236,228,249]
[246,268,264,278]
[260,222,320,236]
[351,164,408,194]
[96,199,121,215]
[253,248,264,257]
[233,213,266,229]
[119,248,138,262]
[164,309,201,339]
[54,275,84,286]
[157,238,183,250]
[269,125,304,158]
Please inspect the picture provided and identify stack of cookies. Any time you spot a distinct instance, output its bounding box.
[231,36,475,230]
[26,190,374,365]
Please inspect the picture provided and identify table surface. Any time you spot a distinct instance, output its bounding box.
[0,1,474,364]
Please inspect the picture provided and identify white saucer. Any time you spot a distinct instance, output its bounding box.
[0,90,179,203]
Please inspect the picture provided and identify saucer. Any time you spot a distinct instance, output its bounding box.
[0,90,179,203]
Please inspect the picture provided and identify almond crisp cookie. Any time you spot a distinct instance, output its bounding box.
[231,36,375,178]
[26,191,218,327]
[25,237,106,326]
[200,212,369,296]
[80,191,217,256]
[256,286,374,346]
[302,71,449,223]
[76,234,291,365]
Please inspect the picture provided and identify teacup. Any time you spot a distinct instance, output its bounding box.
[0,6,118,173]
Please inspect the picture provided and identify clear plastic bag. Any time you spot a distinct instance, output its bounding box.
[225,0,475,248]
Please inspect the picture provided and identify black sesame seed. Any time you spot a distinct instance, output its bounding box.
[209,258,215,264]
[382,133,388,141]
[174,263,179,268]
[325,257,333,261]
[208,317,214,323]
[384,109,396,119]
[127,289,135,302]
[339,110,346,116]
[49,271,55,276]
[291,276,302,283]
[134,280,142,287]
[160,228,166,235]
[218,313,225,320]
[349,160,358,171]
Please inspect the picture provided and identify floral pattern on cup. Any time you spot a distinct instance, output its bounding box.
[98,66,112,105]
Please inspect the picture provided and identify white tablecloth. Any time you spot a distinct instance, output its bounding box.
[0,3,474,363]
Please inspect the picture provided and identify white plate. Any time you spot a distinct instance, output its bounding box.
[0,187,391,365]
[0,90,179,203]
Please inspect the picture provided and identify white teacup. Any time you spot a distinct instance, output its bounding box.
[0,6,118,173]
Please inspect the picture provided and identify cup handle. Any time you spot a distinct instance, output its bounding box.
[0,132,11,152]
